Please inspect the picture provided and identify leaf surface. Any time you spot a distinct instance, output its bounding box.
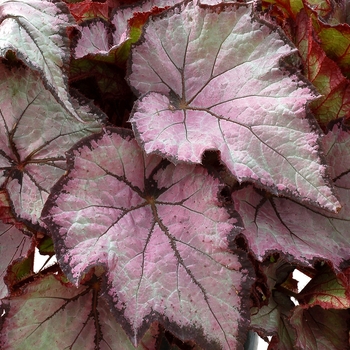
[0,223,32,299]
[73,1,178,64]
[0,64,104,227]
[0,274,158,349]
[250,258,296,349]
[42,127,254,349]
[298,265,350,309]
[0,0,82,120]
[231,126,350,269]
[290,306,350,350]
[295,10,350,129]
[128,1,340,212]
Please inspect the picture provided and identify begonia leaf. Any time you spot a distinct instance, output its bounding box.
[0,223,32,299]
[250,257,296,346]
[294,10,350,129]
[74,19,112,60]
[0,274,159,349]
[308,5,350,79]
[41,127,254,349]
[290,305,350,349]
[0,0,83,121]
[298,265,350,309]
[261,0,303,18]
[67,0,109,23]
[128,1,340,212]
[0,64,104,227]
[73,1,177,64]
[37,236,55,256]
[304,0,333,18]
[0,189,33,298]
[231,126,350,270]
[251,291,296,349]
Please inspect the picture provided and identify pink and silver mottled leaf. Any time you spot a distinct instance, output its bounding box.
[0,64,103,227]
[42,127,253,349]
[128,1,340,212]
[74,1,181,62]
[0,0,83,121]
[74,20,112,59]
[232,126,350,270]
[0,274,157,349]
[111,0,180,46]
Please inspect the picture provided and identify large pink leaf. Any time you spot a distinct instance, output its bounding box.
[42,127,254,349]
[0,0,83,121]
[232,126,350,270]
[0,64,104,227]
[0,274,159,349]
[128,1,340,212]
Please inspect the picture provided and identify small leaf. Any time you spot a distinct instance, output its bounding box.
[0,64,104,227]
[67,0,109,23]
[309,5,350,79]
[295,10,350,129]
[42,127,254,349]
[73,2,177,64]
[251,291,296,350]
[290,306,350,349]
[298,265,350,309]
[250,257,297,349]
[128,1,340,212]
[74,19,112,59]
[0,0,83,121]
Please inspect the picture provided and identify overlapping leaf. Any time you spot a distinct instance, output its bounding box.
[42,127,253,349]
[67,0,109,23]
[0,64,104,227]
[0,190,33,299]
[290,306,350,349]
[0,224,32,299]
[73,0,179,64]
[295,10,350,129]
[128,1,340,212]
[0,274,159,349]
[250,258,297,347]
[0,0,83,120]
[298,265,350,309]
[309,6,350,79]
[232,126,350,269]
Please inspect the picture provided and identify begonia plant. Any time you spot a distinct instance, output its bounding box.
[0,0,349,349]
